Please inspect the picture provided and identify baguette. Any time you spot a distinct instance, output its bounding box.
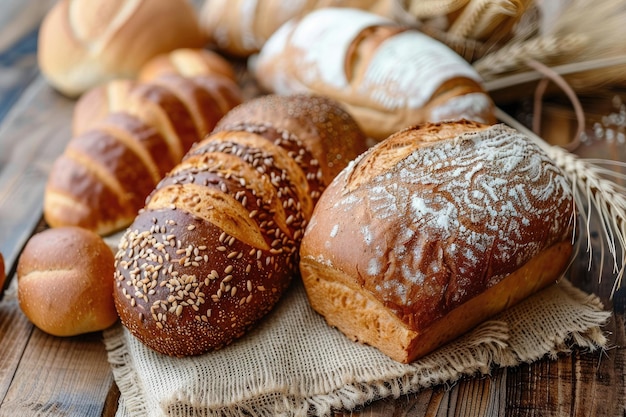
[113,94,368,356]
[44,52,243,236]
[252,7,496,140]
[299,120,576,363]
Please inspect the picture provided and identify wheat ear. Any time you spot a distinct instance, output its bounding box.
[473,34,587,79]
[496,107,626,296]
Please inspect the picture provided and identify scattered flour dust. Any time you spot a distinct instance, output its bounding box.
[328,124,574,307]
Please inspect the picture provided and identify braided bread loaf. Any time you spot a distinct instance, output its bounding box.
[44,50,243,236]
[113,94,368,356]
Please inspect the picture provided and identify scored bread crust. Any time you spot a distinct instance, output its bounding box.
[299,120,576,363]
[253,8,496,140]
[113,94,369,356]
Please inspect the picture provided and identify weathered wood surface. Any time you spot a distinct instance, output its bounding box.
[0,1,624,416]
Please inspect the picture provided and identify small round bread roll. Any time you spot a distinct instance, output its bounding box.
[299,120,576,363]
[17,227,118,336]
[38,0,206,97]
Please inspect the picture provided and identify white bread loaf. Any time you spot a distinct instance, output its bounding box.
[299,120,576,363]
[199,0,395,57]
[251,7,496,140]
[113,94,368,357]
[38,0,206,97]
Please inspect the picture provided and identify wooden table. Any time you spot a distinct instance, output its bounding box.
[0,1,624,416]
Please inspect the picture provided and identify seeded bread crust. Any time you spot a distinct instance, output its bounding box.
[214,94,369,184]
[114,94,368,356]
[299,120,576,363]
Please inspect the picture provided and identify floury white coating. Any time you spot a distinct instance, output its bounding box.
[309,124,575,307]
[255,8,485,110]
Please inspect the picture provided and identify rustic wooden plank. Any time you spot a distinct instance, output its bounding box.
[0,77,74,282]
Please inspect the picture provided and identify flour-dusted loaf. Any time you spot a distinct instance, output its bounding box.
[199,0,394,57]
[299,120,576,363]
[113,94,368,356]
[37,0,206,97]
[252,8,496,140]
[45,69,243,236]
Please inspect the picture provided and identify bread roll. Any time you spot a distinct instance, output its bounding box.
[299,120,576,363]
[38,0,206,97]
[252,8,496,140]
[113,94,368,356]
[199,0,394,57]
[45,73,243,236]
[17,227,118,336]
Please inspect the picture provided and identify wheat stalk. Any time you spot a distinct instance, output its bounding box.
[496,107,626,296]
[473,33,587,79]
[405,0,470,18]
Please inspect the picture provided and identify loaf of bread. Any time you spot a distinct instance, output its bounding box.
[17,227,118,336]
[38,0,206,97]
[299,120,576,363]
[44,55,243,236]
[252,7,496,140]
[199,0,395,57]
[113,94,368,356]
[137,48,237,84]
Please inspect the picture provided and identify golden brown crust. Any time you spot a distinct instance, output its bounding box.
[38,0,206,97]
[47,72,243,236]
[138,48,237,83]
[215,94,369,184]
[17,227,118,336]
[299,120,576,362]
[113,94,369,356]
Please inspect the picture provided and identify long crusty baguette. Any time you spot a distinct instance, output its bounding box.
[252,7,496,140]
[44,51,243,236]
[113,94,368,356]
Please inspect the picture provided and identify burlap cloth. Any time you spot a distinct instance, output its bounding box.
[103,275,611,417]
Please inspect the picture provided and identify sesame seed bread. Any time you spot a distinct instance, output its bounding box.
[214,94,370,184]
[17,227,118,336]
[113,94,368,356]
[299,120,576,363]
[37,0,206,97]
[252,8,496,141]
[44,72,243,237]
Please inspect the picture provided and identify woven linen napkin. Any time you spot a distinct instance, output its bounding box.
[104,276,611,417]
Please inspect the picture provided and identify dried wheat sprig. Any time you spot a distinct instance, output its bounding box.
[482,55,626,93]
[449,0,522,39]
[496,107,626,296]
[473,33,587,79]
[406,0,470,19]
